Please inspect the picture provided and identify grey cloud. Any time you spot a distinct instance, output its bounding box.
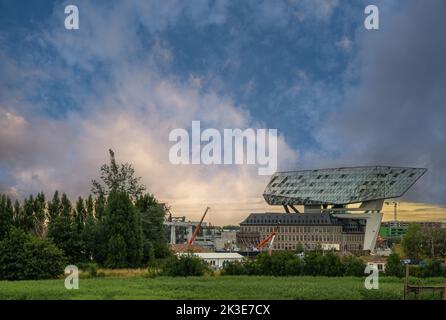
[315,0,446,204]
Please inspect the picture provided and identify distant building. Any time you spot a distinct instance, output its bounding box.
[214,230,238,251]
[379,220,445,239]
[237,213,365,253]
[238,166,426,253]
[366,256,387,272]
[177,252,244,269]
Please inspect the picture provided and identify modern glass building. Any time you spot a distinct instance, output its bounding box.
[238,166,427,253]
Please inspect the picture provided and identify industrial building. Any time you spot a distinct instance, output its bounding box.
[379,220,446,238]
[237,166,426,253]
[176,252,244,269]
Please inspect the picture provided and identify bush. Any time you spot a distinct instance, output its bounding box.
[221,260,246,275]
[80,262,99,278]
[342,255,367,277]
[0,228,66,280]
[222,250,362,277]
[385,253,404,277]
[320,252,344,276]
[162,254,209,277]
[303,250,325,276]
[419,259,444,278]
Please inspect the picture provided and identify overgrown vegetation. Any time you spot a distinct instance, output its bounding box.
[0,150,170,280]
[161,254,210,277]
[0,227,66,280]
[222,250,366,277]
[401,223,446,259]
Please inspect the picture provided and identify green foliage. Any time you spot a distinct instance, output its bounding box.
[401,223,446,259]
[223,251,362,277]
[385,252,404,277]
[91,149,145,199]
[80,262,99,278]
[419,259,444,277]
[401,224,424,259]
[162,254,210,277]
[104,191,143,268]
[0,195,14,240]
[0,228,66,280]
[342,255,367,277]
[221,260,246,275]
[136,194,169,261]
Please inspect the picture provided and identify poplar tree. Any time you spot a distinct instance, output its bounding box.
[48,193,79,263]
[83,195,96,261]
[48,191,62,223]
[104,191,143,268]
[136,194,169,261]
[0,195,14,239]
[33,192,46,237]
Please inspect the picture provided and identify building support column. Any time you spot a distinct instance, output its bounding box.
[170,225,176,244]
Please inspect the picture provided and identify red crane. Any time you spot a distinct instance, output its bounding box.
[188,207,210,245]
[256,226,278,254]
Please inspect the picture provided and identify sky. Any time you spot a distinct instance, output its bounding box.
[1,0,446,225]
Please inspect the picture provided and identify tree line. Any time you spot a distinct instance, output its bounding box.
[0,150,169,280]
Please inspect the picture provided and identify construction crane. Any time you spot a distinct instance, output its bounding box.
[385,201,398,221]
[188,207,210,245]
[256,226,277,255]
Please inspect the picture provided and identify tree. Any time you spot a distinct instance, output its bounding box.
[342,255,366,277]
[47,193,81,263]
[0,227,66,280]
[0,195,14,240]
[162,254,209,277]
[83,195,96,261]
[33,192,46,237]
[48,191,62,223]
[91,149,145,199]
[136,194,169,261]
[385,252,404,277]
[91,193,107,264]
[16,196,34,233]
[104,191,143,268]
[401,223,425,260]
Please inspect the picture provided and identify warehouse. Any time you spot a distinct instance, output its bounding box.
[177,252,244,269]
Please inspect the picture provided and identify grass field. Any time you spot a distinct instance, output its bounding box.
[0,275,445,300]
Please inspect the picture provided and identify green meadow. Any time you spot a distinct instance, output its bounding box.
[0,275,444,300]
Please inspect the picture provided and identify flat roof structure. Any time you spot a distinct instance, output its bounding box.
[263,166,427,206]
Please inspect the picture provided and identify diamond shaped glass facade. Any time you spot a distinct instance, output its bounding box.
[263,166,426,206]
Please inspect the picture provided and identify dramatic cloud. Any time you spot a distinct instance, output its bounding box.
[316,0,446,204]
[1,0,445,225]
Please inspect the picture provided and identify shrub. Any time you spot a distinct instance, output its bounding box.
[221,260,245,275]
[385,253,404,277]
[342,255,367,277]
[419,259,444,278]
[303,250,325,276]
[0,227,66,280]
[320,252,344,276]
[162,254,209,277]
[84,263,99,278]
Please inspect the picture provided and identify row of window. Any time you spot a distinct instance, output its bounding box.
[270,234,340,242]
[242,226,340,233]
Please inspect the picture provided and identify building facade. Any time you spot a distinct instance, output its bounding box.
[237,213,365,252]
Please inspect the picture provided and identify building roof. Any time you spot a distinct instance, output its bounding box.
[177,252,244,259]
[263,166,426,206]
[240,212,340,226]
[170,244,211,253]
